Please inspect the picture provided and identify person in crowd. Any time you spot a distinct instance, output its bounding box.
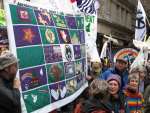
[124,72,144,113]
[144,59,150,113]
[86,57,102,84]
[144,59,150,89]
[130,66,146,94]
[86,54,93,82]
[82,79,111,113]
[107,74,125,113]
[0,51,21,113]
[101,57,112,73]
[144,84,150,113]
[100,57,128,91]
[91,61,102,78]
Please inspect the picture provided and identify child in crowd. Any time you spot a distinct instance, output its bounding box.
[130,66,146,94]
[124,72,144,113]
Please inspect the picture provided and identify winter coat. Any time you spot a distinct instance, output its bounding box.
[82,97,112,113]
[107,93,125,113]
[0,77,21,113]
[99,67,128,91]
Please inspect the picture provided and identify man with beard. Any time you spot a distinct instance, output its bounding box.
[0,51,21,113]
[124,72,144,113]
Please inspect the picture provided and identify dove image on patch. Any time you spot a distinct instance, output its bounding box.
[22,86,50,113]
[59,81,67,98]
[49,81,66,102]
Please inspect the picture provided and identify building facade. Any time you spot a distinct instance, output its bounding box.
[97,0,137,52]
[0,0,3,9]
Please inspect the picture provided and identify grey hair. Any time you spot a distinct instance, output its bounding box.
[89,79,109,95]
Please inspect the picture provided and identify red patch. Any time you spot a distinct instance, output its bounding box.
[70,0,76,3]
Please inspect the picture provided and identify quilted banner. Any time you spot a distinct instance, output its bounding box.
[4,1,88,113]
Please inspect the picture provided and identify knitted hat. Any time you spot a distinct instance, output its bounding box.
[107,74,121,86]
[0,51,18,70]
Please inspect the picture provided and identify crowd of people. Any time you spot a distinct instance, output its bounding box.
[73,56,150,113]
[0,51,150,113]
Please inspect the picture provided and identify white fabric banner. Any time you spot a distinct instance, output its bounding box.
[135,0,146,41]
[85,14,100,62]
[4,0,88,113]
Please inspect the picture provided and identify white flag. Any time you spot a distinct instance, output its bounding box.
[100,41,108,58]
[135,0,146,41]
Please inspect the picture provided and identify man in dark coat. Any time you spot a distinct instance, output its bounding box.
[0,51,21,113]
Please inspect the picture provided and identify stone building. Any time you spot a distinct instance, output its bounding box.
[97,0,137,52]
[0,0,3,9]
